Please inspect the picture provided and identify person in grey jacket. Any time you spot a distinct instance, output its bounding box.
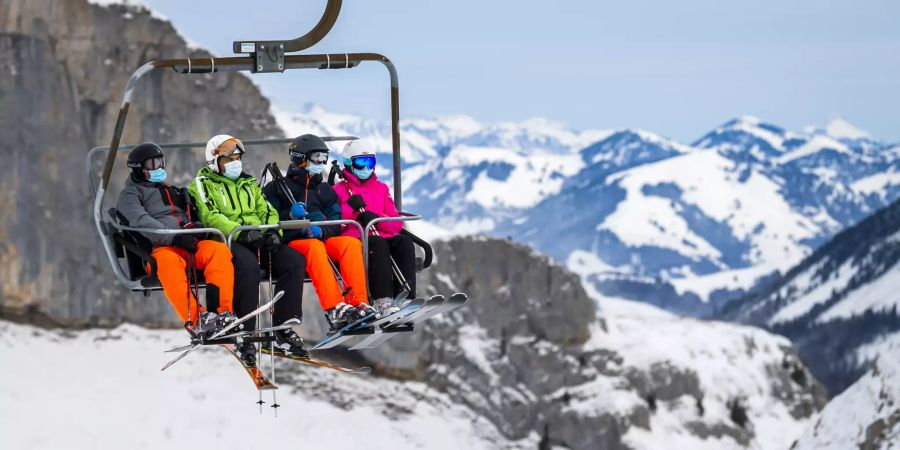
[116,143,242,353]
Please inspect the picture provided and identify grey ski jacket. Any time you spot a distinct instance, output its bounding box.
[116,176,193,247]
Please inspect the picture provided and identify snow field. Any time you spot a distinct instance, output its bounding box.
[0,321,520,450]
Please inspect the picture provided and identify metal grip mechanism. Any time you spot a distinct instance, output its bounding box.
[232,0,343,73]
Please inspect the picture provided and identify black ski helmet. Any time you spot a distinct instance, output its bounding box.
[288,134,329,165]
[126,142,165,179]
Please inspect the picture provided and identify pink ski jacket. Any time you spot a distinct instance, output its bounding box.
[333,169,403,239]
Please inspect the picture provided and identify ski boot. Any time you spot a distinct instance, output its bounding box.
[196,311,240,338]
[326,302,378,332]
[275,318,309,358]
[372,297,401,317]
[235,340,257,368]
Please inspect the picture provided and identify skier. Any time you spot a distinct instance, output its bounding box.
[262,134,377,329]
[189,134,310,360]
[115,143,237,335]
[333,138,417,314]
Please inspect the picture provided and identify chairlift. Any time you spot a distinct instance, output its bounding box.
[87,0,466,397]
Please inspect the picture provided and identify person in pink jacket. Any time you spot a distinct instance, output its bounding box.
[333,138,416,315]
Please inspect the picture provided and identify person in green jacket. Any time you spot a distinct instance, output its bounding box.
[189,134,309,359]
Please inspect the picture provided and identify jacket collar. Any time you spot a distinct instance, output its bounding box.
[128,174,166,188]
[286,165,323,186]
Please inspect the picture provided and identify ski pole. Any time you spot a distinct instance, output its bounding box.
[265,162,349,293]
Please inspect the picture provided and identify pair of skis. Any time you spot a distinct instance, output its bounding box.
[160,291,286,371]
[311,293,468,351]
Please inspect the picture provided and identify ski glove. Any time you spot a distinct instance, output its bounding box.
[347,194,366,211]
[262,230,284,253]
[290,202,308,220]
[172,235,199,253]
[236,229,265,249]
[303,225,322,239]
[355,211,379,229]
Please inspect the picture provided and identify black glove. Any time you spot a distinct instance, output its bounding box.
[236,229,265,249]
[347,194,366,211]
[172,235,199,253]
[355,211,379,229]
[262,230,284,253]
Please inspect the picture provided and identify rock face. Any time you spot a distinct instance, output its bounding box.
[335,236,828,450]
[0,0,283,326]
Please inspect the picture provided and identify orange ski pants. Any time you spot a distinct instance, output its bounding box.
[287,236,368,310]
[151,240,234,323]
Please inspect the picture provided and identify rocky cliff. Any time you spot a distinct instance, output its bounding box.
[0,0,283,325]
[297,236,827,449]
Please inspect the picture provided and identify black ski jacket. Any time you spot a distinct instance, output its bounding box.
[262,165,342,242]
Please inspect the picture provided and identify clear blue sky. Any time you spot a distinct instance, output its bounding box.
[145,0,900,142]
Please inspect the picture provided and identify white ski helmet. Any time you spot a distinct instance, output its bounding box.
[205,134,244,172]
[341,138,377,169]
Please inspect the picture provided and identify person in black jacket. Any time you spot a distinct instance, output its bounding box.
[263,134,375,330]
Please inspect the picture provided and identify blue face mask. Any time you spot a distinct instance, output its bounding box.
[223,160,242,180]
[307,162,326,175]
[352,167,373,180]
[148,168,167,183]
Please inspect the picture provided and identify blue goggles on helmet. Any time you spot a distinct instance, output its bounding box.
[350,155,376,170]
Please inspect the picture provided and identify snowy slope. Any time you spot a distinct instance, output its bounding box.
[510,115,899,316]
[272,103,898,317]
[0,321,527,450]
[723,197,900,396]
[793,346,900,450]
[588,297,824,450]
[274,103,611,233]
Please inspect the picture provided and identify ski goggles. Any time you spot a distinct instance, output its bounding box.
[216,138,245,157]
[350,155,376,170]
[307,151,329,164]
[142,156,165,170]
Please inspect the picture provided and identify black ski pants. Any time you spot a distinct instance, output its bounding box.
[366,234,416,300]
[231,242,306,329]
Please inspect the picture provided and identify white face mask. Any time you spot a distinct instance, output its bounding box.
[307,162,326,175]
[223,160,242,180]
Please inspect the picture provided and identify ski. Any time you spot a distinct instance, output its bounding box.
[161,291,285,371]
[310,309,379,350]
[222,344,277,390]
[348,296,440,350]
[356,293,468,349]
[259,348,372,374]
[162,324,291,353]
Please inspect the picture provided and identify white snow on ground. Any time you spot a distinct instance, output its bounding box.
[816,260,900,323]
[588,296,816,450]
[793,347,900,450]
[704,115,787,151]
[855,330,900,366]
[669,263,779,300]
[824,118,872,140]
[851,169,900,197]
[0,321,523,450]
[768,259,857,325]
[601,149,818,277]
[442,145,584,210]
[774,135,853,165]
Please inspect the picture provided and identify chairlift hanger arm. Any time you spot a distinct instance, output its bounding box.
[232,0,343,55]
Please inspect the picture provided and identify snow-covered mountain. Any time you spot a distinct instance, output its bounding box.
[0,295,825,450]
[793,344,900,450]
[722,197,900,395]
[276,106,899,317]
